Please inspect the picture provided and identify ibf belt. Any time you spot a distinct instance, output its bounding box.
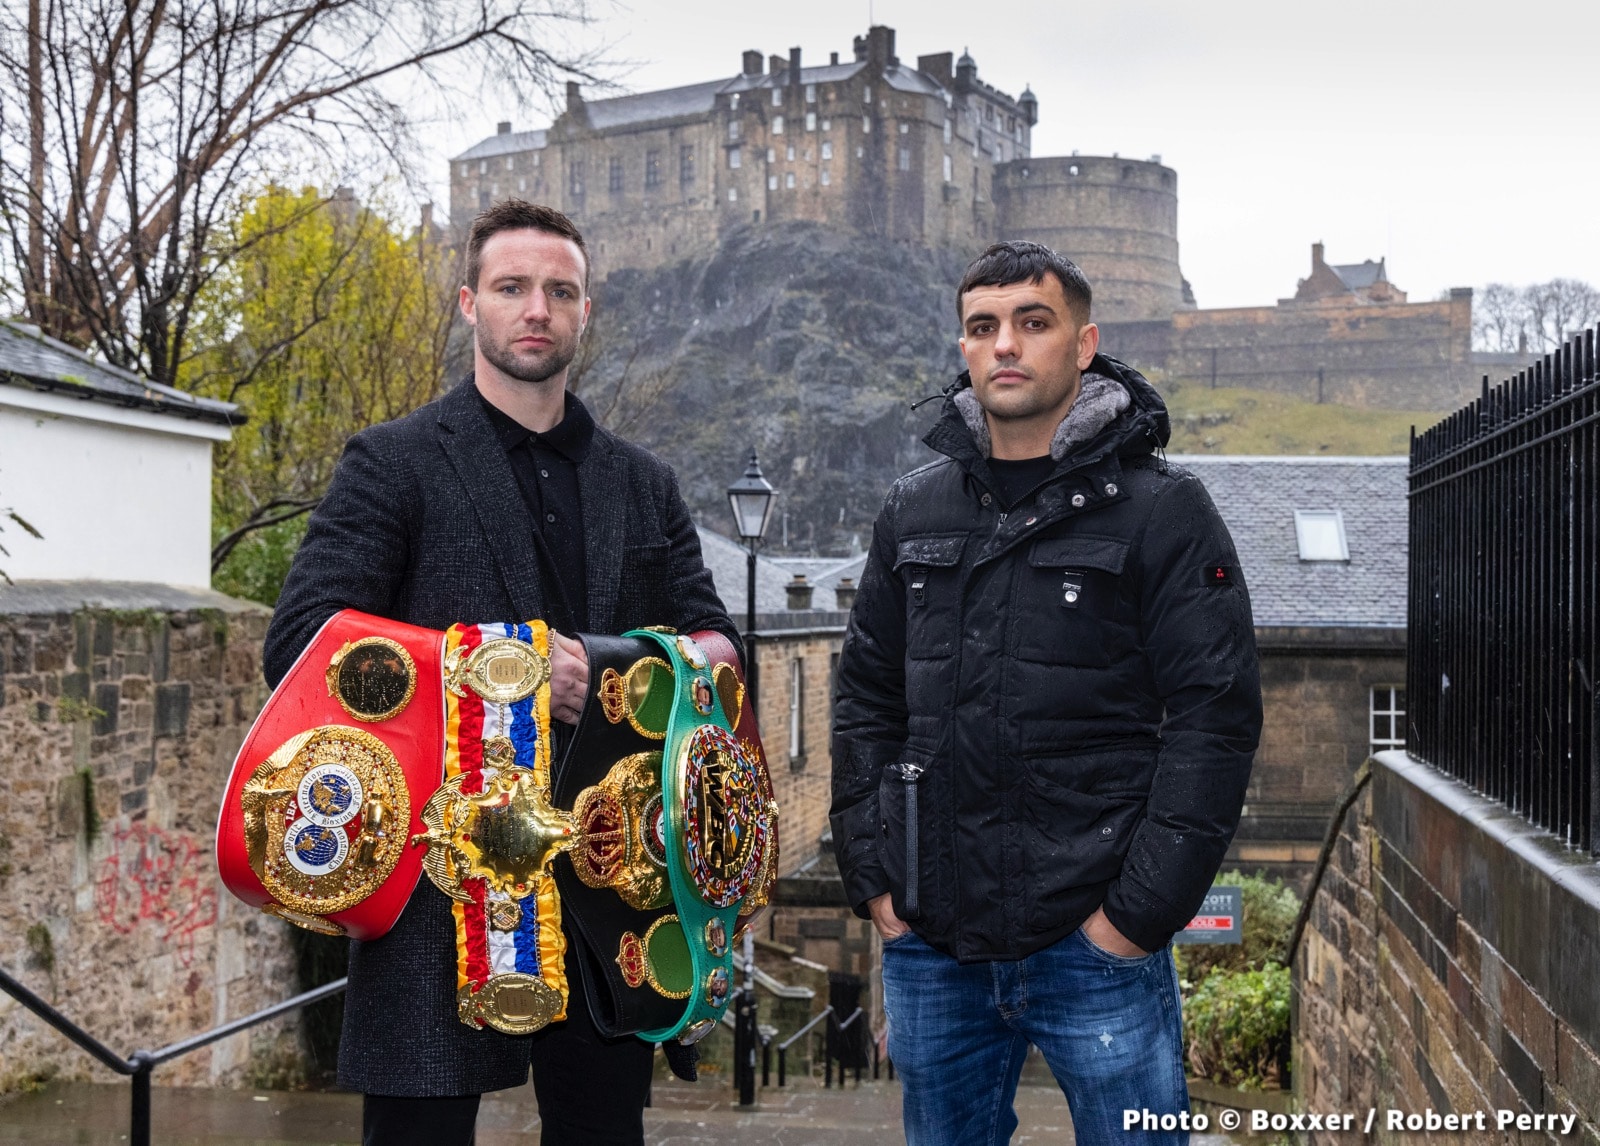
[215,610,444,941]
[410,621,571,1036]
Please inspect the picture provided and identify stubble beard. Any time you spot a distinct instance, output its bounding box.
[478,326,578,386]
[980,366,1081,422]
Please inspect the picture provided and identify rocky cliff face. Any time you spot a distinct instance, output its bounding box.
[576,222,972,555]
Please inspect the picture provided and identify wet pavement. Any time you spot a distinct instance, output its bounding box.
[0,1077,1241,1144]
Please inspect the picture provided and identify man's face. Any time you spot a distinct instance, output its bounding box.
[959,275,1097,424]
[459,229,590,386]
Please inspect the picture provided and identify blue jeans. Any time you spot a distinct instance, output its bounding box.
[881,928,1189,1146]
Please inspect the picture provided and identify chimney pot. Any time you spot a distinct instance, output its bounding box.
[834,577,858,612]
[830,51,839,65]
[1312,241,1325,269]
[789,46,802,79]
[565,81,583,110]
[785,574,815,611]
[742,49,762,75]
[497,121,512,134]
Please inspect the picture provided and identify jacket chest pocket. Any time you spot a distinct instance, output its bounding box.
[894,534,966,660]
[1017,535,1129,667]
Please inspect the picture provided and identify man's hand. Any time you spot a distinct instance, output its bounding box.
[866,892,910,943]
[1082,906,1148,958]
[549,631,589,724]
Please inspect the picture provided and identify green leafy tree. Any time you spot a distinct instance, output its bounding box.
[184,185,456,602]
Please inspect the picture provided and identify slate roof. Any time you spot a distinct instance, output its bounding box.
[697,527,865,621]
[1330,258,1387,291]
[0,320,242,426]
[582,78,731,131]
[1170,456,1408,629]
[454,129,549,161]
[721,62,867,95]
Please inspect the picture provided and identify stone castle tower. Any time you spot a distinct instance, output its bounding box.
[449,26,1190,322]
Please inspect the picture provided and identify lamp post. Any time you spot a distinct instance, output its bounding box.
[725,447,775,1108]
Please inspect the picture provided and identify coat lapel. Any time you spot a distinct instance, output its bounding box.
[578,428,627,631]
[434,382,547,623]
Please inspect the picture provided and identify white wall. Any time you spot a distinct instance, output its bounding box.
[0,388,229,588]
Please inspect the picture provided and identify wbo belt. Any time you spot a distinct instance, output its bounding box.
[216,610,777,1045]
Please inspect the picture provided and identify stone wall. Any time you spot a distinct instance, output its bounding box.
[1295,751,1600,1142]
[1103,289,1478,413]
[0,584,295,1095]
[1234,627,1405,889]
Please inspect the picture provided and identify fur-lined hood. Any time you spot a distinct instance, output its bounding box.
[921,352,1170,475]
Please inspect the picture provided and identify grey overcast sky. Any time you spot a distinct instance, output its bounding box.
[423,0,1600,311]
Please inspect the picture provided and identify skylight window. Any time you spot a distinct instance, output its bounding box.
[1294,510,1349,561]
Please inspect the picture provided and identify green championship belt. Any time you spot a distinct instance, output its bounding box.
[620,629,771,1044]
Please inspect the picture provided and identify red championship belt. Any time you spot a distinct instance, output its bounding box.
[689,630,779,928]
[216,610,445,940]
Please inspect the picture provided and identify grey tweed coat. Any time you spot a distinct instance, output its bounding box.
[262,378,736,1096]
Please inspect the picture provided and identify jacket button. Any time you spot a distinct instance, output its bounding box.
[1105,483,1119,496]
[980,493,992,507]
[1071,494,1086,508]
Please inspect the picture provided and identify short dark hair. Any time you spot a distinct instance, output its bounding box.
[957,240,1092,324]
[465,199,590,291]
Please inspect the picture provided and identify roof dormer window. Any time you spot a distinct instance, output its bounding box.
[1294,509,1349,561]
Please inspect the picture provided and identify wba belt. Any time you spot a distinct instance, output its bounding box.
[216,611,777,1045]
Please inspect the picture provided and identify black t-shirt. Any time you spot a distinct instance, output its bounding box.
[987,454,1057,510]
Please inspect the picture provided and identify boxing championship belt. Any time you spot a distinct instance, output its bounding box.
[215,610,445,940]
[552,629,777,1045]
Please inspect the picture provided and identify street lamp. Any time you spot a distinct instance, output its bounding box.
[725,446,775,1110]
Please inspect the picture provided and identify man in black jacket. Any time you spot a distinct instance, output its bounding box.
[264,201,735,1145]
[831,242,1261,1146]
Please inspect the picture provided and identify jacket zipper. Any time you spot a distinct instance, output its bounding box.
[897,761,924,918]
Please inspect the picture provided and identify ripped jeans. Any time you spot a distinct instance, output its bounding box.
[881,928,1189,1146]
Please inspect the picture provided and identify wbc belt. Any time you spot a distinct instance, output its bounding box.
[217,611,778,1044]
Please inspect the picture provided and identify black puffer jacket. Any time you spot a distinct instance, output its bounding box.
[830,354,1262,962]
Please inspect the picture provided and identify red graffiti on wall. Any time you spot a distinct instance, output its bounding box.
[94,824,218,967]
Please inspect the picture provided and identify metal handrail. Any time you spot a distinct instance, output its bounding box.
[776,1004,835,1052]
[0,964,347,1146]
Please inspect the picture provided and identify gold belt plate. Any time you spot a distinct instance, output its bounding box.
[569,751,671,911]
[457,973,565,1035]
[412,768,575,900]
[444,637,551,705]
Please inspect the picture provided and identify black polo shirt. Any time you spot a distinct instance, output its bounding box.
[477,389,593,632]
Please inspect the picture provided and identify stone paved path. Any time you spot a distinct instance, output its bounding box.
[0,1077,1241,1144]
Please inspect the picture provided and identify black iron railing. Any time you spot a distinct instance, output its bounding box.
[0,964,346,1146]
[1408,325,1598,848]
[769,1004,883,1088]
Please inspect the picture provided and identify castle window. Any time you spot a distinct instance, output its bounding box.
[608,157,623,192]
[820,169,830,186]
[943,154,952,182]
[821,141,833,161]
[856,146,864,158]
[863,85,872,103]
[728,119,740,142]
[730,93,740,111]
[786,144,795,162]
[680,145,695,185]
[479,190,490,210]
[767,147,776,163]
[899,122,909,134]
[862,116,871,134]
[490,182,498,196]
[772,115,784,135]
[785,172,795,189]
[806,112,816,132]
[728,147,741,169]
[768,174,778,190]
[645,150,661,189]
[898,146,910,171]
[772,88,783,107]
[944,118,952,145]
[518,177,526,192]
[459,163,469,178]
[1008,115,1016,132]
[806,83,816,104]
[506,156,515,171]
[821,118,831,132]
[480,160,489,173]
[533,152,540,167]
[1015,125,1023,143]
[728,187,738,202]
[984,103,993,122]
[569,164,584,196]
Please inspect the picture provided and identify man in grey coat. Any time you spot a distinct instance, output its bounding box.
[264,201,735,1145]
